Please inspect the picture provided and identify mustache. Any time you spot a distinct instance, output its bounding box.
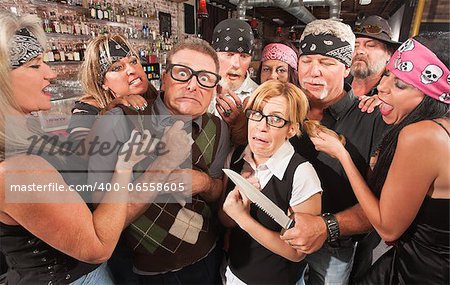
[353,55,368,63]
[302,77,327,86]
[226,70,244,77]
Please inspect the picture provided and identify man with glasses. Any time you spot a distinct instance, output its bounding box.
[281,19,388,285]
[350,16,400,101]
[87,37,230,284]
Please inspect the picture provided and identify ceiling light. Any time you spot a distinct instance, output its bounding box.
[273,18,285,25]
[359,0,371,5]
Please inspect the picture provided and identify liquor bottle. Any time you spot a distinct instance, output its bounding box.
[103,0,109,21]
[67,16,74,34]
[53,17,61,34]
[80,41,87,61]
[90,0,96,19]
[66,44,74,61]
[43,12,53,33]
[107,2,114,22]
[74,17,82,35]
[73,44,81,61]
[52,43,61,62]
[96,0,103,20]
[115,2,121,22]
[59,43,65,62]
[46,43,55,62]
[60,16,68,34]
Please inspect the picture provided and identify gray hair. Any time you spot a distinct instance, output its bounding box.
[300,19,355,54]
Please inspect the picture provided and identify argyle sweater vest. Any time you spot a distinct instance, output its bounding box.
[125,112,222,273]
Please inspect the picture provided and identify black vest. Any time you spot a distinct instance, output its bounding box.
[0,151,98,285]
[226,145,308,284]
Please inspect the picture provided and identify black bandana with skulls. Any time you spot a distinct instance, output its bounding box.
[98,38,132,83]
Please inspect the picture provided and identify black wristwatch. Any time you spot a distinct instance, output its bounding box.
[321,213,340,247]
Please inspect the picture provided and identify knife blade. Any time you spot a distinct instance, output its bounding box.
[223,169,295,234]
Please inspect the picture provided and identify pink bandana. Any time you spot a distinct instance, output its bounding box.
[386,38,450,104]
[261,43,298,70]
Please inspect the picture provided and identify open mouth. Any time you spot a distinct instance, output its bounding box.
[42,85,53,97]
[378,98,394,116]
[252,136,269,144]
[227,73,241,80]
[129,78,142,85]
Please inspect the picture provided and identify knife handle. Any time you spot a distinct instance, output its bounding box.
[280,218,295,236]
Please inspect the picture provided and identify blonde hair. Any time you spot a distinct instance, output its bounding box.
[0,11,47,160]
[300,19,355,53]
[78,34,139,109]
[246,80,345,144]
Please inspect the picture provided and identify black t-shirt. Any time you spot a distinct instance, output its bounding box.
[290,85,388,214]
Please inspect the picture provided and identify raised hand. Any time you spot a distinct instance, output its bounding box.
[223,188,251,222]
[310,130,347,160]
[108,94,148,111]
[358,95,381,113]
[159,120,193,169]
[215,85,247,125]
[117,129,155,170]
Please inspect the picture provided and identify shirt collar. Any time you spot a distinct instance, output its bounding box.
[153,93,202,129]
[327,83,356,121]
[236,140,295,180]
[235,72,258,96]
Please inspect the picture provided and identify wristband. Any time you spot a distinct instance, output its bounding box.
[321,213,340,247]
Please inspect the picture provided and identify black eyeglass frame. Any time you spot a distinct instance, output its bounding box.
[166,63,221,88]
[245,109,290,128]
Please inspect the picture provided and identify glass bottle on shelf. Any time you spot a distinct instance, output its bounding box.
[53,17,61,34]
[107,2,114,22]
[114,2,121,22]
[43,12,53,33]
[103,0,109,21]
[59,43,66,62]
[90,0,96,19]
[52,43,61,62]
[45,43,53,62]
[73,44,81,61]
[96,0,103,20]
[66,44,74,61]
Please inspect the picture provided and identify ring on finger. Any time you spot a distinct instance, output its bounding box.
[224,109,232,117]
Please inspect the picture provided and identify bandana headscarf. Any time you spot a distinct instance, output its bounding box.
[99,38,131,83]
[386,38,450,104]
[299,33,353,67]
[9,28,44,68]
[211,19,254,55]
[261,43,298,70]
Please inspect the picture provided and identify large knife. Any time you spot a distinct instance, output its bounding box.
[223,169,295,234]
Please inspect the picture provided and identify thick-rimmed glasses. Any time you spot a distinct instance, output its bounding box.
[245,109,289,128]
[166,63,221,88]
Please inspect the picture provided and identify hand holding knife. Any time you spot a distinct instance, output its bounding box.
[223,169,295,235]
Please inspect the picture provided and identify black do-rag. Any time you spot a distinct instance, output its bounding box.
[300,33,353,67]
[99,38,131,83]
[211,19,254,55]
[9,28,44,68]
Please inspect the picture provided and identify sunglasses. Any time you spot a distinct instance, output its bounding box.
[354,24,384,35]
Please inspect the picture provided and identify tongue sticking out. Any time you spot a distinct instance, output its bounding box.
[380,103,394,116]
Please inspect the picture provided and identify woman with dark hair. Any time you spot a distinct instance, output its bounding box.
[257,40,300,87]
[303,32,449,284]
